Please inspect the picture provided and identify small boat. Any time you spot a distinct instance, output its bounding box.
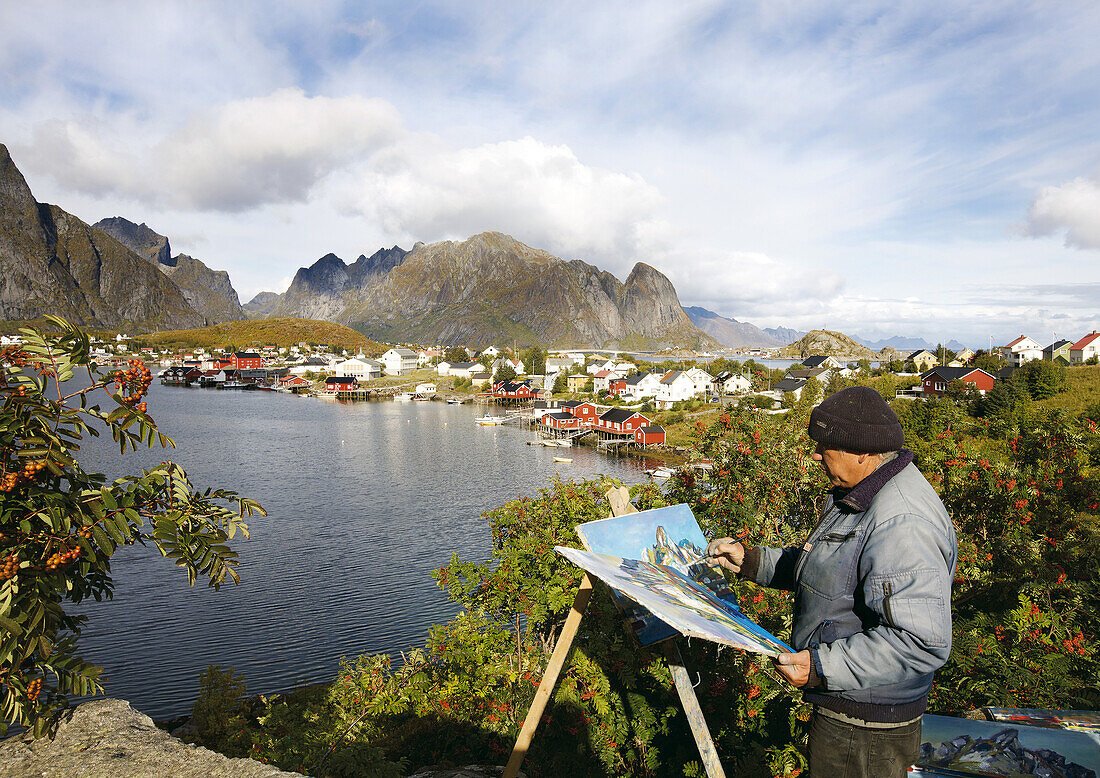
[476,414,506,425]
[446,398,463,404]
[221,381,251,389]
[553,456,573,463]
[645,465,677,480]
[393,392,414,401]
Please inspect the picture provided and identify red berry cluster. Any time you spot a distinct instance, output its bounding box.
[25,676,42,700]
[0,346,28,368]
[44,547,81,571]
[1,457,47,492]
[112,359,152,412]
[1,554,19,581]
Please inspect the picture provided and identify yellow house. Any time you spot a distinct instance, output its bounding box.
[567,373,591,393]
[907,350,939,371]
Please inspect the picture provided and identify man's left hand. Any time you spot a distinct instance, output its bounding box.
[773,650,812,687]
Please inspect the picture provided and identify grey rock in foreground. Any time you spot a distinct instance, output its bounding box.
[409,768,522,778]
[0,698,303,778]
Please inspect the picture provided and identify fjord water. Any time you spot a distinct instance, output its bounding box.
[74,382,649,720]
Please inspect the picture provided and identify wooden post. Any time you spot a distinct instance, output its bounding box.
[502,573,593,778]
[605,485,726,777]
[663,641,727,778]
[503,485,726,778]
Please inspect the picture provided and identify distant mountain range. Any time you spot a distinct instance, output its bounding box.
[3,140,940,352]
[249,232,718,350]
[856,335,969,352]
[683,307,789,348]
[0,143,241,330]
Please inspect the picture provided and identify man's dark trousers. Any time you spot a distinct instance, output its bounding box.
[807,712,921,777]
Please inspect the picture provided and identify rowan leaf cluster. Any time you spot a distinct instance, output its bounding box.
[0,317,263,736]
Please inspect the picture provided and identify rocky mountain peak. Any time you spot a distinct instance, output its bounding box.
[89,216,243,324]
[93,217,173,267]
[349,245,408,280]
[0,144,39,224]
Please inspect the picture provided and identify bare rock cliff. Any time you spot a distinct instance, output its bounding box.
[93,217,244,324]
[0,144,204,330]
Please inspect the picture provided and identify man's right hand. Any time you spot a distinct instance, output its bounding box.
[705,538,746,574]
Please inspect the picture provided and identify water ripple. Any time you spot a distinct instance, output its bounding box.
[70,384,649,718]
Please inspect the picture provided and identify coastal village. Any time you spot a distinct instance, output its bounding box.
[6,329,1097,462]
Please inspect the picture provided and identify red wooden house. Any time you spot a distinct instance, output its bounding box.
[634,425,666,446]
[608,377,627,396]
[230,351,263,370]
[542,411,583,430]
[919,367,996,396]
[281,375,312,390]
[324,376,358,391]
[595,408,651,435]
[493,380,536,400]
[560,400,599,425]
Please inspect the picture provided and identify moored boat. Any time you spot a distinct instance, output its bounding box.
[476,414,506,425]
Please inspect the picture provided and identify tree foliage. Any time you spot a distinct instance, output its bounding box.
[519,346,546,377]
[493,362,517,383]
[1015,358,1066,400]
[443,347,470,363]
[0,317,263,736]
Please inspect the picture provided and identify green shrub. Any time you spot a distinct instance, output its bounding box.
[0,318,261,737]
[190,666,249,754]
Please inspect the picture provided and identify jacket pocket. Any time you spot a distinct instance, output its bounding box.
[798,530,862,600]
[870,571,949,648]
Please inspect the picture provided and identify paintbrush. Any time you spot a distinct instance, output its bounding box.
[681,531,751,568]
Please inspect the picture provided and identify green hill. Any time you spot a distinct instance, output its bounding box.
[134,318,388,355]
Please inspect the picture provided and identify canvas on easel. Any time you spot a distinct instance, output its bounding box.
[563,503,790,656]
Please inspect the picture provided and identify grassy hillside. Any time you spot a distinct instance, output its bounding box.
[133,318,388,354]
[1036,364,1100,415]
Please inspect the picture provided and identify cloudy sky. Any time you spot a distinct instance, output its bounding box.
[2,1,1099,346]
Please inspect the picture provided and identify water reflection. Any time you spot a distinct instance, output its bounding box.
[72,383,648,719]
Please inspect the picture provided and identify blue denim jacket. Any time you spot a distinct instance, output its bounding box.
[748,452,957,722]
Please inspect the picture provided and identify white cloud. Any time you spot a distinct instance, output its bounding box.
[20,89,402,211]
[1025,175,1100,250]
[339,136,669,273]
[669,247,844,313]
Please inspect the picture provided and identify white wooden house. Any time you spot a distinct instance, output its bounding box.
[619,372,662,400]
[1070,332,1100,364]
[1001,336,1043,366]
[683,368,714,396]
[380,348,418,376]
[335,357,382,381]
[655,371,699,407]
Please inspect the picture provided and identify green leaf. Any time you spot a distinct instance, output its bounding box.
[91,525,114,553]
[0,616,22,636]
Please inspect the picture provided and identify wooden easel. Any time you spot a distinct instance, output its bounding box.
[503,486,727,778]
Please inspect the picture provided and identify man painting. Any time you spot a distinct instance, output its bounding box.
[707,387,957,777]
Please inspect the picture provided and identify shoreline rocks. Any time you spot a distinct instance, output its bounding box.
[0,699,303,778]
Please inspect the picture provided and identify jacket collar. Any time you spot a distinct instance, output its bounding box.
[831,449,914,513]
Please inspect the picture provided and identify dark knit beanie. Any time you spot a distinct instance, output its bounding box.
[808,386,904,453]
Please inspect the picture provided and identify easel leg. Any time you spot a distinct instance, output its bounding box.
[502,573,593,778]
[663,641,727,778]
